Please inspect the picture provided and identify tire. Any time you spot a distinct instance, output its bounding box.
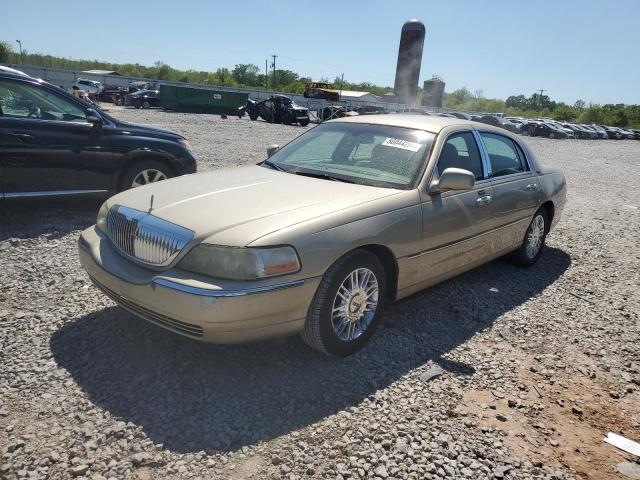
[549,132,555,139]
[299,118,310,127]
[249,112,258,121]
[118,159,173,192]
[141,101,150,109]
[301,250,387,357]
[508,208,549,267]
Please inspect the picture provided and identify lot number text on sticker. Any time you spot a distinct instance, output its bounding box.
[381,137,422,152]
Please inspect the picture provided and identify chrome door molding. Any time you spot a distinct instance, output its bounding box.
[404,216,527,260]
[472,128,492,178]
[4,189,108,198]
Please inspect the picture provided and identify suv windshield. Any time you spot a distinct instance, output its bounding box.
[264,122,434,189]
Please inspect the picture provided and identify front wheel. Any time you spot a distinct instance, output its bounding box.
[509,209,548,267]
[299,118,310,127]
[141,101,150,109]
[118,160,173,191]
[301,250,387,356]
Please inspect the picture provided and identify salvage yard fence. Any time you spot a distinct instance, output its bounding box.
[1,63,458,122]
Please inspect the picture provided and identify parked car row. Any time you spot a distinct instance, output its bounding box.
[499,116,640,140]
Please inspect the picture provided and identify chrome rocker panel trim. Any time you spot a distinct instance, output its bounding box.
[4,189,108,198]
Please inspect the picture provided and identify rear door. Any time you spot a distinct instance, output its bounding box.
[477,131,543,248]
[0,78,113,196]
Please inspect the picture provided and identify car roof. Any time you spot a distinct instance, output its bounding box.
[331,113,488,134]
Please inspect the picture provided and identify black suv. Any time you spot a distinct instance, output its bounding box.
[246,95,310,126]
[0,71,196,198]
[124,89,160,109]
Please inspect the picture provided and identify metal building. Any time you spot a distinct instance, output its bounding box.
[393,19,426,105]
[421,75,445,108]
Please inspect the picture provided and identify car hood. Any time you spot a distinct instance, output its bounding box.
[106,165,402,246]
[111,120,184,140]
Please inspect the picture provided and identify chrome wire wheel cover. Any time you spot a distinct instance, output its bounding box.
[132,169,167,188]
[331,268,379,341]
[526,214,545,259]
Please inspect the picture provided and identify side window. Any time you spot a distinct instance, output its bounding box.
[480,132,528,178]
[437,131,484,181]
[0,79,87,122]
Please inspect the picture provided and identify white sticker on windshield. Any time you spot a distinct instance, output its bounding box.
[381,137,422,152]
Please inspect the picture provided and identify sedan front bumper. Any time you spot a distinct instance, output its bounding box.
[78,226,321,343]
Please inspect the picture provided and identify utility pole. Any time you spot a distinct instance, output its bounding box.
[339,73,344,101]
[536,89,546,119]
[16,40,23,63]
[265,59,268,90]
[271,54,277,91]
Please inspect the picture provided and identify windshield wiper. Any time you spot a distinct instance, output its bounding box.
[291,170,354,183]
[261,159,287,172]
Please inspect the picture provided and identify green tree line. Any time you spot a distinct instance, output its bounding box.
[1,41,637,127]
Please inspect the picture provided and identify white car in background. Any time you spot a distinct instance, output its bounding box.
[72,78,104,94]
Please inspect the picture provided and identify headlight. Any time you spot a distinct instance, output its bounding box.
[179,245,301,280]
[178,139,193,155]
[96,201,109,234]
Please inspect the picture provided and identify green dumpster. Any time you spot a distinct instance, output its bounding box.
[160,85,249,115]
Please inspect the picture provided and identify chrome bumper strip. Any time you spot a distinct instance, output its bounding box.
[153,278,305,297]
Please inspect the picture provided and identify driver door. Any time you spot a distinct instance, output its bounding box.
[0,78,112,196]
[415,130,496,283]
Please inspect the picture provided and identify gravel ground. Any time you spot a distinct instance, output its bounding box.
[1,108,639,480]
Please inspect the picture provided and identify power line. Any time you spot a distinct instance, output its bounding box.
[536,88,546,118]
[271,54,277,89]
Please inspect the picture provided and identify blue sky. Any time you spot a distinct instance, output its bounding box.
[1,0,638,104]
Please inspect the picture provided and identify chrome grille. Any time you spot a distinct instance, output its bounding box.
[107,205,193,267]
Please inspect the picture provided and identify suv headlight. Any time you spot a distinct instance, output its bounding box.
[96,201,109,234]
[178,139,193,155]
[179,245,301,280]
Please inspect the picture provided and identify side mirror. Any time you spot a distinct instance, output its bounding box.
[430,168,475,193]
[266,144,280,158]
[86,108,103,127]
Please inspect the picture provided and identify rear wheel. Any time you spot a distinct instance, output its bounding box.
[509,209,548,267]
[299,118,310,127]
[118,160,173,191]
[301,250,387,357]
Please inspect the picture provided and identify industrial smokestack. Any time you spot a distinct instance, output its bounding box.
[394,19,425,105]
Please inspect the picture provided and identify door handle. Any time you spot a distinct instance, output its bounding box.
[525,183,538,191]
[7,133,34,142]
[476,195,492,206]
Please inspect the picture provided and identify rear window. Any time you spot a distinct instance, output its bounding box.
[480,132,529,178]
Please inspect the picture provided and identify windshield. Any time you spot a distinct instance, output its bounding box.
[264,122,434,189]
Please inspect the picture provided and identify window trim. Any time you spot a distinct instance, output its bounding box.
[432,129,489,184]
[0,77,114,127]
[475,130,533,181]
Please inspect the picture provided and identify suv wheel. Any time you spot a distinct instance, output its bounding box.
[118,160,173,191]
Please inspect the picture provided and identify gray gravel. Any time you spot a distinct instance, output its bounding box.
[1,108,639,479]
